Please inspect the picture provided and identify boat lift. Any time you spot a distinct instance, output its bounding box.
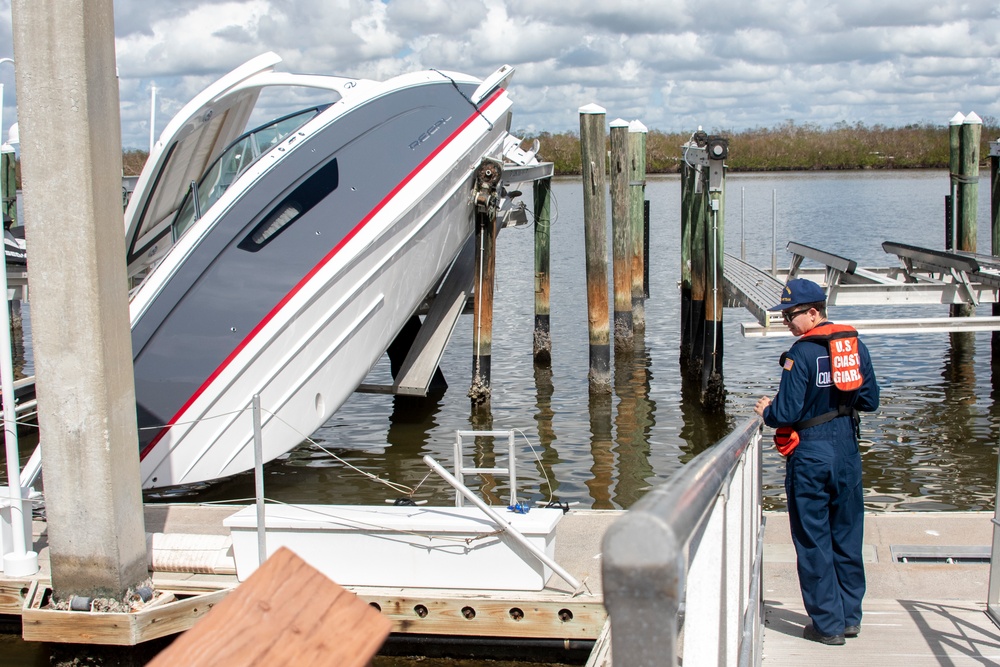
[726,240,1000,337]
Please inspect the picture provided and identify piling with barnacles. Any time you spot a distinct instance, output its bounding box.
[628,121,647,332]
[469,159,502,406]
[679,130,728,410]
[610,118,633,352]
[533,177,553,365]
[579,104,611,393]
[952,112,981,318]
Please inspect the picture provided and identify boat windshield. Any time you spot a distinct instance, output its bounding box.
[172,106,327,242]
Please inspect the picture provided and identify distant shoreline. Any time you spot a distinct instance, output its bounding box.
[121,119,998,177]
[516,120,998,176]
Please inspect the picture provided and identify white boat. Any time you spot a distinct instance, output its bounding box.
[125,53,540,489]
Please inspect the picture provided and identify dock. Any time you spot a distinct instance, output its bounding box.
[762,511,1000,665]
[2,497,1000,664]
[1,503,613,658]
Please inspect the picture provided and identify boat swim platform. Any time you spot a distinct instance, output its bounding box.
[761,511,1000,666]
[0,503,614,647]
[724,240,1000,337]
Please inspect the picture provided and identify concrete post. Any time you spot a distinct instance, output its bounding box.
[11,0,147,599]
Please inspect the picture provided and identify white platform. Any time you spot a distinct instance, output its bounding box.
[224,504,563,590]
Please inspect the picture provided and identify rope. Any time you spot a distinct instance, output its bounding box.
[950,172,980,185]
[262,408,416,497]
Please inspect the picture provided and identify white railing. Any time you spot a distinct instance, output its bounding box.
[988,438,1000,626]
[601,417,764,667]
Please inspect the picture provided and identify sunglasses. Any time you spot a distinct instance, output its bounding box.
[782,308,812,322]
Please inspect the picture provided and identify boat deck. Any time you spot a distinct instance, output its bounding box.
[762,511,1000,666]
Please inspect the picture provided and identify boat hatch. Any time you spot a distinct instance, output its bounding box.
[172,106,328,242]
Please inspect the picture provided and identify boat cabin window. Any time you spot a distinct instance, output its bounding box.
[171,106,326,242]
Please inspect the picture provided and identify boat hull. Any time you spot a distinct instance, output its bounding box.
[132,74,512,489]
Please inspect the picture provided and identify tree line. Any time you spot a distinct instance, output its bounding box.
[519,119,1000,175]
[120,118,999,177]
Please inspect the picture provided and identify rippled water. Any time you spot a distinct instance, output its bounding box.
[4,169,997,667]
[174,169,1000,514]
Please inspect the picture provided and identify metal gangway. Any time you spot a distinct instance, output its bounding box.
[600,418,764,666]
[597,416,1000,666]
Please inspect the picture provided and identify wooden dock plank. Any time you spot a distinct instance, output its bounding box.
[146,546,391,667]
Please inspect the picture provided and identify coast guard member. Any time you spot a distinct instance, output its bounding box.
[753,278,879,646]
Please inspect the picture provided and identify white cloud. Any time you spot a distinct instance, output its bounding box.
[0,0,996,148]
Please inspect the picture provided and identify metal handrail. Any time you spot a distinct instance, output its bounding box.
[601,417,764,667]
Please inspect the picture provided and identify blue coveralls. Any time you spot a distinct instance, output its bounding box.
[762,323,879,637]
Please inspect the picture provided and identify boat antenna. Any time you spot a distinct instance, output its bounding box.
[430,69,493,131]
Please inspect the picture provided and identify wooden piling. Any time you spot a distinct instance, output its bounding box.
[628,121,647,332]
[948,113,964,251]
[953,112,981,318]
[610,119,633,352]
[702,144,727,410]
[533,177,552,365]
[679,159,697,376]
[470,207,496,406]
[682,156,708,383]
[579,104,611,392]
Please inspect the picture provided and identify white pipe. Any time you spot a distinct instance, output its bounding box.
[0,204,37,574]
[740,186,745,261]
[771,189,777,276]
[423,454,580,590]
[252,394,266,567]
[19,444,40,488]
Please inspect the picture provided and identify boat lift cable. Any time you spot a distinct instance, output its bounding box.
[261,407,416,497]
[135,407,249,430]
[430,69,494,131]
[512,428,557,507]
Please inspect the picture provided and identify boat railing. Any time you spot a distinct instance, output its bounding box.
[601,417,764,667]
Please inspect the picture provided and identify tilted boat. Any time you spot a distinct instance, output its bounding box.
[125,53,538,489]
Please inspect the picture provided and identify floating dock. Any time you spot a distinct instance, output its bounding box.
[1,503,614,658]
[3,504,998,665]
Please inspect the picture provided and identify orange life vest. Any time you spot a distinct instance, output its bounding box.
[798,322,863,391]
[772,322,865,457]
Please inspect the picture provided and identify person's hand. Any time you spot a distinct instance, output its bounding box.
[754,396,771,417]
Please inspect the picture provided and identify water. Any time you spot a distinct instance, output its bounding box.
[176,169,999,514]
[3,170,998,665]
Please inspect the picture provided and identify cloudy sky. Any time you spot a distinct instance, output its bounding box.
[1,0,998,150]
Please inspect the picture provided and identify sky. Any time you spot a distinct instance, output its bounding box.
[0,0,998,150]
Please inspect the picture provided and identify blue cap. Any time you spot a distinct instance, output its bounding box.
[768,278,826,311]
